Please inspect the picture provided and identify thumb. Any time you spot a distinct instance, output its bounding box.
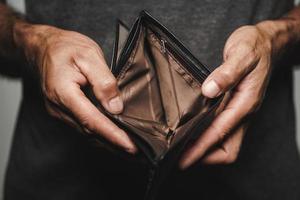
[74,50,123,114]
[202,55,255,98]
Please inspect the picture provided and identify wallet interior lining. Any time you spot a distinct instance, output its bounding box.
[113,25,211,159]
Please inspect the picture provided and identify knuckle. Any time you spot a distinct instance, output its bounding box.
[264,41,272,54]
[80,115,95,132]
[82,47,97,58]
[45,83,71,106]
[74,47,96,60]
[244,50,259,69]
[43,81,57,101]
[223,152,238,164]
[98,78,117,93]
[240,41,254,52]
[211,123,229,142]
[46,42,61,54]
[80,119,91,131]
[219,68,236,86]
[84,47,96,57]
[247,49,257,61]
[56,88,74,106]
[225,45,238,58]
[217,131,227,143]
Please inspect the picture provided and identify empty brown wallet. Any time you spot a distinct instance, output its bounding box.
[89,10,226,200]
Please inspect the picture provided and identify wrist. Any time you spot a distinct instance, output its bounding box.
[13,21,56,65]
[256,18,300,56]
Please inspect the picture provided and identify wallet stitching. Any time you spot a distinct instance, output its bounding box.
[166,50,202,88]
[165,56,181,129]
[117,28,202,89]
[149,33,202,88]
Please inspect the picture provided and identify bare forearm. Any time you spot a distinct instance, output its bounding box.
[0,3,22,59]
[0,3,29,77]
[180,5,300,168]
[256,5,300,56]
[0,3,48,77]
[0,3,65,73]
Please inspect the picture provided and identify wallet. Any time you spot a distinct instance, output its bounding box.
[89,10,226,200]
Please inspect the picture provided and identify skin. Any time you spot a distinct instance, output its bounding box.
[179,16,300,168]
[1,2,300,168]
[20,24,138,154]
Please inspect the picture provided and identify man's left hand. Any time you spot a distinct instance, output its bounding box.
[179,22,276,169]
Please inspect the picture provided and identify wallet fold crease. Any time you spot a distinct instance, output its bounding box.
[91,10,227,200]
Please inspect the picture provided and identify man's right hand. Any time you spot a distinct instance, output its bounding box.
[14,22,137,153]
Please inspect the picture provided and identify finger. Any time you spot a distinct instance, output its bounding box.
[201,123,247,165]
[45,99,86,133]
[74,49,123,114]
[179,91,253,169]
[202,45,258,98]
[56,83,137,153]
[46,100,138,155]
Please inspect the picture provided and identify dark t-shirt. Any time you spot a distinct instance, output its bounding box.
[4,0,300,200]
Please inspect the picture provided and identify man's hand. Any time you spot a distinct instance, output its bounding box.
[14,22,137,153]
[179,23,279,169]
[179,5,300,169]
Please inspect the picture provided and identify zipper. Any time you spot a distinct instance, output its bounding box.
[113,18,209,83]
[114,27,209,82]
[142,12,211,79]
[153,31,208,82]
[160,39,167,54]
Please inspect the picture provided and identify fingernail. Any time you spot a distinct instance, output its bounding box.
[125,143,138,154]
[179,157,192,170]
[108,96,123,114]
[203,80,221,98]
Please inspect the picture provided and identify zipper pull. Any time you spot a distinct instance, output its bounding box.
[160,39,167,54]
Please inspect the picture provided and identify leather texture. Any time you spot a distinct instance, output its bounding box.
[91,11,227,199]
[108,11,225,164]
[115,28,210,160]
